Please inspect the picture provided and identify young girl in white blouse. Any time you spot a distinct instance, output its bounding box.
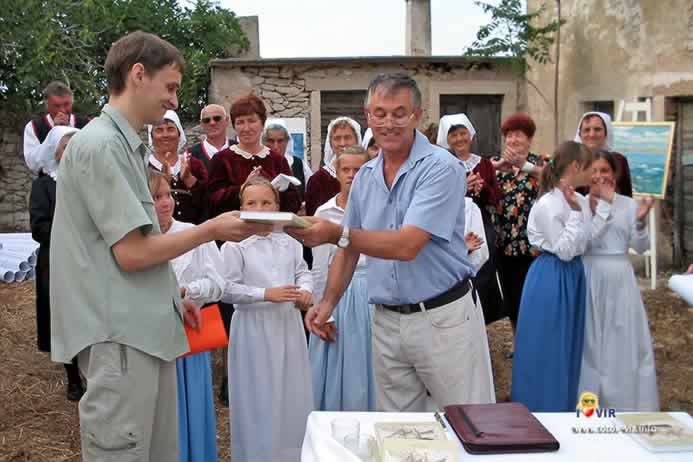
[220,177,314,462]
[579,151,659,411]
[148,169,224,462]
[511,141,593,412]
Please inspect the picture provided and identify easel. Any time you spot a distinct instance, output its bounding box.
[616,99,657,290]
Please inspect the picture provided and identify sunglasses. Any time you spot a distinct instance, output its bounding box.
[201,115,224,124]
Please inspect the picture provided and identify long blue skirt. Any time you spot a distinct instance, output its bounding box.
[511,253,586,412]
[309,269,376,411]
[176,351,218,462]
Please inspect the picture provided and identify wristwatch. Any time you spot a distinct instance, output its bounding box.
[337,226,350,249]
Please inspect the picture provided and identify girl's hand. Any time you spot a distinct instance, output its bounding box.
[599,177,615,203]
[636,196,655,222]
[464,232,484,253]
[295,291,314,311]
[265,285,301,303]
[560,179,581,211]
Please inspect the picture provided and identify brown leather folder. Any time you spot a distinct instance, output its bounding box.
[444,403,560,454]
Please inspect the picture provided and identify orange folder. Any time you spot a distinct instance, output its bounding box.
[181,304,229,358]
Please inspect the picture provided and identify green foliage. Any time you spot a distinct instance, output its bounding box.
[465,0,564,72]
[0,0,247,122]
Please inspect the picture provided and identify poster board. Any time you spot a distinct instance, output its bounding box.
[285,117,307,160]
[612,122,676,199]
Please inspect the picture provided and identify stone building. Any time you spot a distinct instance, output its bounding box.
[526,0,693,267]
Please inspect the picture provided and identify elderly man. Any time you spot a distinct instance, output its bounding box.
[187,103,236,170]
[23,81,90,174]
[289,73,494,412]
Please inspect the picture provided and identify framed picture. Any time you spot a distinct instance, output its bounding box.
[285,117,307,160]
[612,122,676,199]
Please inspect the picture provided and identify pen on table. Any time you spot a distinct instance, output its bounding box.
[434,411,447,429]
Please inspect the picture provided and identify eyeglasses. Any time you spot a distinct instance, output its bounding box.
[201,115,224,124]
[367,112,415,128]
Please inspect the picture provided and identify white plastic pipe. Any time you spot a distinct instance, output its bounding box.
[1,249,36,266]
[14,271,27,283]
[1,269,14,283]
[0,256,30,272]
[25,268,35,281]
[0,233,34,240]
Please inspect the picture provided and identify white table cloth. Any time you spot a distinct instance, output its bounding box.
[301,411,693,462]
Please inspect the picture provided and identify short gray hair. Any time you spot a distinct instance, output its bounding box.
[44,81,73,98]
[365,73,421,109]
[262,123,289,142]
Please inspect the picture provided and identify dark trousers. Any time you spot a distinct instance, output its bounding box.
[497,253,536,328]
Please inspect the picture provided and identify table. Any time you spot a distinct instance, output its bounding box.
[301,411,693,461]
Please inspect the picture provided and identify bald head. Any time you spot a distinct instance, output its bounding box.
[200,104,230,143]
[200,104,227,119]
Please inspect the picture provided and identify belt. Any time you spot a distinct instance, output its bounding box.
[381,279,472,315]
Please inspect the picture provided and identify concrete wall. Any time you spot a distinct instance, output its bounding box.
[526,0,693,269]
[210,58,524,170]
[527,0,693,153]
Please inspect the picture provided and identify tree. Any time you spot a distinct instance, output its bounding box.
[0,0,247,124]
[465,0,565,143]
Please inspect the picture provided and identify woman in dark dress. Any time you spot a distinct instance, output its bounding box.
[29,125,83,401]
[437,113,504,324]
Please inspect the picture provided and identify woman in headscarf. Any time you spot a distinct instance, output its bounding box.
[207,94,301,215]
[361,128,380,159]
[304,117,361,216]
[148,109,208,224]
[437,114,504,324]
[262,118,313,197]
[30,125,83,401]
[574,111,633,196]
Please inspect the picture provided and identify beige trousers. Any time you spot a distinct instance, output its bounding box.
[77,342,179,462]
[373,291,495,412]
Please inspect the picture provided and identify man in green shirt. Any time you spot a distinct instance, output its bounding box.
[50,31,271,461]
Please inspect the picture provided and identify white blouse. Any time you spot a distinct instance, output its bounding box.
[311,196,367,303]
[169,220,225,305]
[219,233,313,306]
[587,193,649,256]
[527,188,593,261]
[464,197,489,274]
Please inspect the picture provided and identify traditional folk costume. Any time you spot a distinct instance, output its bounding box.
[23,112,89,174]
[579,194,659,411]
[29,126,82,390]
[304,117,361,216]
[575,112,633,197]
[308,196,376,411]
[169,220,225,462]
[437,114,504,324]
[221,233,313,462]
[147,110,209,225]
[187,137,236,171]
[208,145,301,215]
[512,188,590,412]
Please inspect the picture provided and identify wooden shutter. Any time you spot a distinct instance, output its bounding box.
[439,94,503,157]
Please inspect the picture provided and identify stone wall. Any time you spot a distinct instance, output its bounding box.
[210,56,524,169]
[0,115,31,232]
[0,115,206,233]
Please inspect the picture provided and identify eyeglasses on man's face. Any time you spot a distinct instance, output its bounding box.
[201,115,224,124]
[367,112,415,128]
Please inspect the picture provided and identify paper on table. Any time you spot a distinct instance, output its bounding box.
[615,413,693,453]
[181,304,228,358]
[239,211,310,231]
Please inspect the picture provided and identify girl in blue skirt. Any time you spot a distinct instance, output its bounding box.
[511,141,594,412]
[309,145,376,411]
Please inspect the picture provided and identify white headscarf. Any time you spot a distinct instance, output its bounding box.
[148,110,187,154]
[361,128,374,149]
[574,111,614,151]
[323,117,362,177]
[436,114,476,150]
[263,118,296,158]
[36,126,79,178]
